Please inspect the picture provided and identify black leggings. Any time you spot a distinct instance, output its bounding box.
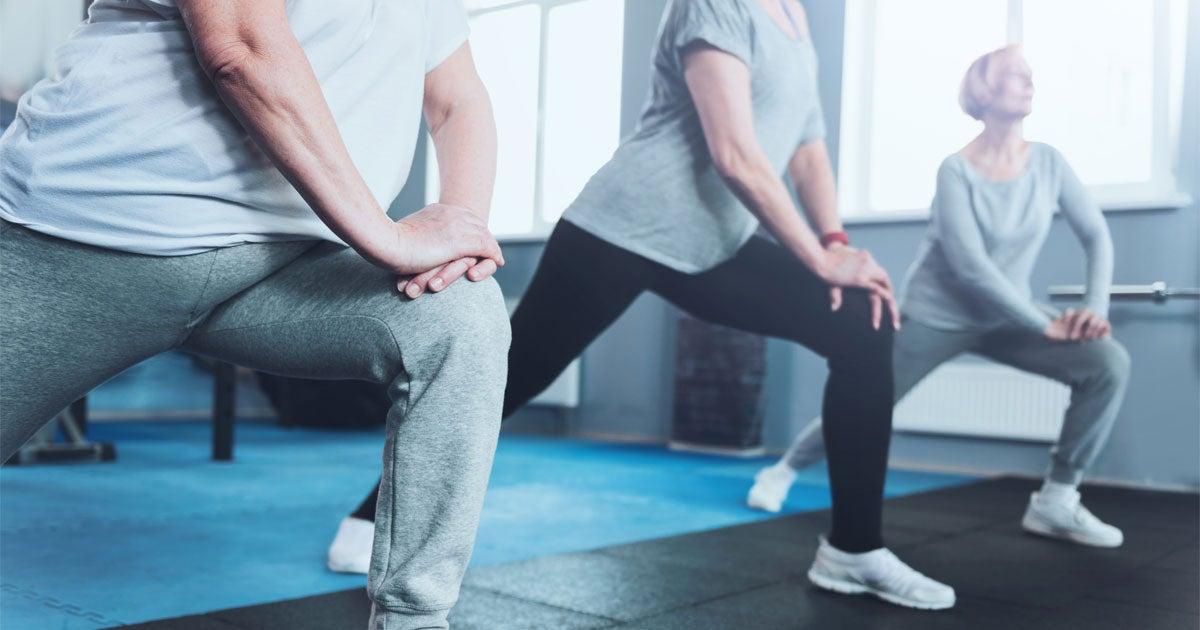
[352,220,895,552]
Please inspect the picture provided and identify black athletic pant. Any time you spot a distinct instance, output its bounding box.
[352,220,895,552]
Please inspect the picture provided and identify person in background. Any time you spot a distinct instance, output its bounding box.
[0,1,508,627]
[748,44,1130,550]
[332,0,957,611]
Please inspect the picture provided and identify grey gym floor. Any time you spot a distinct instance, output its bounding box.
[120,477,1199,629]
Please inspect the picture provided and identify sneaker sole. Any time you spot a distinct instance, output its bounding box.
[1021,514,1123,548]
[807,568,955,610]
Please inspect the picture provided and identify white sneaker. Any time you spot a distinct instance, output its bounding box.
[327,516,374,574]
[807,536,955,610]
[746,462,797,513]
[1022,490,1124,548]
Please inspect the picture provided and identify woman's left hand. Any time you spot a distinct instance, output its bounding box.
[824,243,901,331]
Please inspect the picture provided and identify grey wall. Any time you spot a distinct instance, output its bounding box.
[397,0,1200,488]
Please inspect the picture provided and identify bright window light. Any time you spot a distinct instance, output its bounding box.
[1023,0,1155,187]
[428,0,625,238]
[864,0,1007,213]
[427,4,541,236]
[542,0,625,222]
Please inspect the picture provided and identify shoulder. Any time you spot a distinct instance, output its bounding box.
[783,0,811,33]
[1030,141,1067,168]
[1027,142,1076,185]
[936,153,968,180]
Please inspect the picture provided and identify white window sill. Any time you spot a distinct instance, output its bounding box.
[841,191,1193,226]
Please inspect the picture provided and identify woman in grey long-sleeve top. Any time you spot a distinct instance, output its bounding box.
[749,45,1131,549]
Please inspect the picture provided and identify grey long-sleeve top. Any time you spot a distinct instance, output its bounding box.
[900,143,1114,332]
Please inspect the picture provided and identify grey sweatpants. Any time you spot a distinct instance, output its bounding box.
[783,316,1130,485]
[0,221,511,629]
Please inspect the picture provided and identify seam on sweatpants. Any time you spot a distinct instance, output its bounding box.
[375,360,412,610]
[190,313,397,340]
[181,250,221,342]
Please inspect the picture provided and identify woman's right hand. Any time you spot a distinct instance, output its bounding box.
[818,245,900,330]
[380,203,505,277]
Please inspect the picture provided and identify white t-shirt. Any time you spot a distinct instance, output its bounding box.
[0,0,468,255]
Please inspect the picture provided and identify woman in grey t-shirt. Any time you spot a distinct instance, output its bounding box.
[337,0,956,611]
[750,46,1130,550]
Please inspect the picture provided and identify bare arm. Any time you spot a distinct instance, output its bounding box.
[683,46,826,271]
[402,43,502,297]
[683,46,897,328]
[176,0,500,274]
[788,140,842,238]
[424,43,497,222]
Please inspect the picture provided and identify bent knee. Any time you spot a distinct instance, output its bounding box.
[829,289,894,365]
[407,278,511,356]
[1091,338,1131,383]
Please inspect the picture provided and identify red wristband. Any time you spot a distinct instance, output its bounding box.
[820,231,849,248]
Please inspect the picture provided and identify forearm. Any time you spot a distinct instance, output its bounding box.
[187,18,395,266]
[1081,237,1114,317]
[935,167,1050,331]
[963,266,1053,331]
[790,142,842,237]
[717,149,825,271]
[1063,198,1114,317]
[427,85,497,222]
[941,233,1052,329]
[942,234,1052,329]
[1054,151,1114,317]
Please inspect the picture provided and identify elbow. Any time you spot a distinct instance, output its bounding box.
[195,39,260,88]
[1090,236,1114,259]
[427,78,492,138]
[710,141,757,184]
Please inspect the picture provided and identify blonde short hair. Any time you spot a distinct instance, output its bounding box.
[959,45,1021,121]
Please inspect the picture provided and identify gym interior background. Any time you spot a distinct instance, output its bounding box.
[1,0,1197,628]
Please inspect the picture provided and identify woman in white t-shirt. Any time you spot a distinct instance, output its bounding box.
[0,1,507,627]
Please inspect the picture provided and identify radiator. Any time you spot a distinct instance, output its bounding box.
[893,360,1069,442]
[506,298,580,408]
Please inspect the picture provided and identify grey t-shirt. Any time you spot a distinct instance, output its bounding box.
[561,0,826,273]
[900,143,1114,332]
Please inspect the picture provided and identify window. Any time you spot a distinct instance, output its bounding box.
[838,0,1189,217]
[426,0,625,239]
[0,0,83,102]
